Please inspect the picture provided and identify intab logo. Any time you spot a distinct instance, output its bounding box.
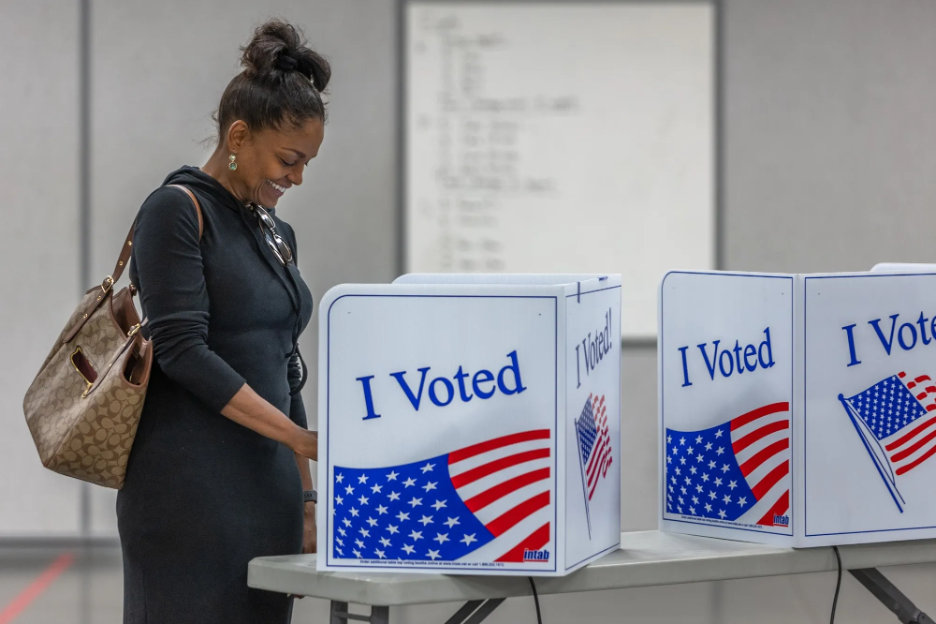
[523,549,550,562]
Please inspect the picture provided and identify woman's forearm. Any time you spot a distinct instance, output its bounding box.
[221,383,317,460]
[295,453,314,490]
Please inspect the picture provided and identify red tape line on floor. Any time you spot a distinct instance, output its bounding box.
[0,553,74,624]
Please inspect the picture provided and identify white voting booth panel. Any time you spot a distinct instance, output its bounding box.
[659,271,794,546]
[660,270,936,547]
[872,263,936,273]
[317,275,621,575]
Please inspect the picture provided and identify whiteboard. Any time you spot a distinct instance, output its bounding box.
[404,1,716,339]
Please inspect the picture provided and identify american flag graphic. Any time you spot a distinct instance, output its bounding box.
[665,402,791,527]
[839,372,936,512]
[331,429,552,564]
[575,394,612,538]
[576,394,613,501]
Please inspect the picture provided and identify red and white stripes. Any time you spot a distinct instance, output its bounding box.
[585,395,613,500]
[447,429,552,563]
[887,373,936,476]
[730,402,790,526]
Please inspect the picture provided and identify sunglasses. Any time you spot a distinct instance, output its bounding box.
[251,204,294,266]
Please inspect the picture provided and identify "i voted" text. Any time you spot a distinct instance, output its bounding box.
[355,351,527,420]
[678,327,776,387]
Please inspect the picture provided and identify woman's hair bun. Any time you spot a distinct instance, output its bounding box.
[215,19,330,135]
[240,19,331,92]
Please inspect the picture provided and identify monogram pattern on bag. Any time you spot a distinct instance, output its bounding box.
[23,288,148,489]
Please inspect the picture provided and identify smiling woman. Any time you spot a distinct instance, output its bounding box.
[117,19,328,624]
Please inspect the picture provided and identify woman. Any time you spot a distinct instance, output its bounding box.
[118,20,326,624]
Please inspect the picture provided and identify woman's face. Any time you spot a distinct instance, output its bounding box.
[230,118,325,208]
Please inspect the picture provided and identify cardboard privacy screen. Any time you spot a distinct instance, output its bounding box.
[317,274,621,575]
[660,270,936,547]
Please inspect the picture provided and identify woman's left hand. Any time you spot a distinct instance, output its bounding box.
[302,502,317,554]
[288,504,317,600]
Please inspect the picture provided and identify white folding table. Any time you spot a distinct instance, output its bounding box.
[248,530,936,624]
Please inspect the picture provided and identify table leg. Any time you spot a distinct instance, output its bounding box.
[329,600,391,624]
[327,598,504,624]
[443,598,505,624]
[330,601,349,624]
[849,568,935,624]
[443,601,484,624]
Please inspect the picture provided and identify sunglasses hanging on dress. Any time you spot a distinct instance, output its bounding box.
[249,204,294,266]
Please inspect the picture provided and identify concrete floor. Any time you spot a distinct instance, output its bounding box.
[0,546,332,624]
[4,545,936,623]
[0,546,122,624]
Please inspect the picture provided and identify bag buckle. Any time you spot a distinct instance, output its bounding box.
[101,275,115,294]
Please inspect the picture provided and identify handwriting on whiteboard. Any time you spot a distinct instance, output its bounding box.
[410,12,583,272]
[406,3,715,338]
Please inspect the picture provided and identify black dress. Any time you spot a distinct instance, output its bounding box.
[117,166,314,624]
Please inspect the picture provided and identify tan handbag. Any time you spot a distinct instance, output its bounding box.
[23,185,202,489]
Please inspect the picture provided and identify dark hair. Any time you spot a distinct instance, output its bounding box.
[216,19,331,139]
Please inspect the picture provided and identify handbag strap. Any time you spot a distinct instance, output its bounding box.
[61,185,203,345]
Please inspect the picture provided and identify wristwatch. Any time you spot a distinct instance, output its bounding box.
[303,489,317,504]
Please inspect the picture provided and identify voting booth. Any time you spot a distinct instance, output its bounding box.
[660,270,936,547]
[317,274,621,575]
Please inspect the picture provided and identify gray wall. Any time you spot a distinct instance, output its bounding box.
[5,0,936,621]
[1,0,84,535]
[724,0,936,273]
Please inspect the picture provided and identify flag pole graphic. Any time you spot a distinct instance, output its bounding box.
[574,418,592,539]
[838,394,904,513]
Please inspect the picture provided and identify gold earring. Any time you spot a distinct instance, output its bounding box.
[229,153,238,171]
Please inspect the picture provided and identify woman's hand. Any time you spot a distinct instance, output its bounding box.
[302,502,317,554]
[290,429,318,461]
[221,385,318,461]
